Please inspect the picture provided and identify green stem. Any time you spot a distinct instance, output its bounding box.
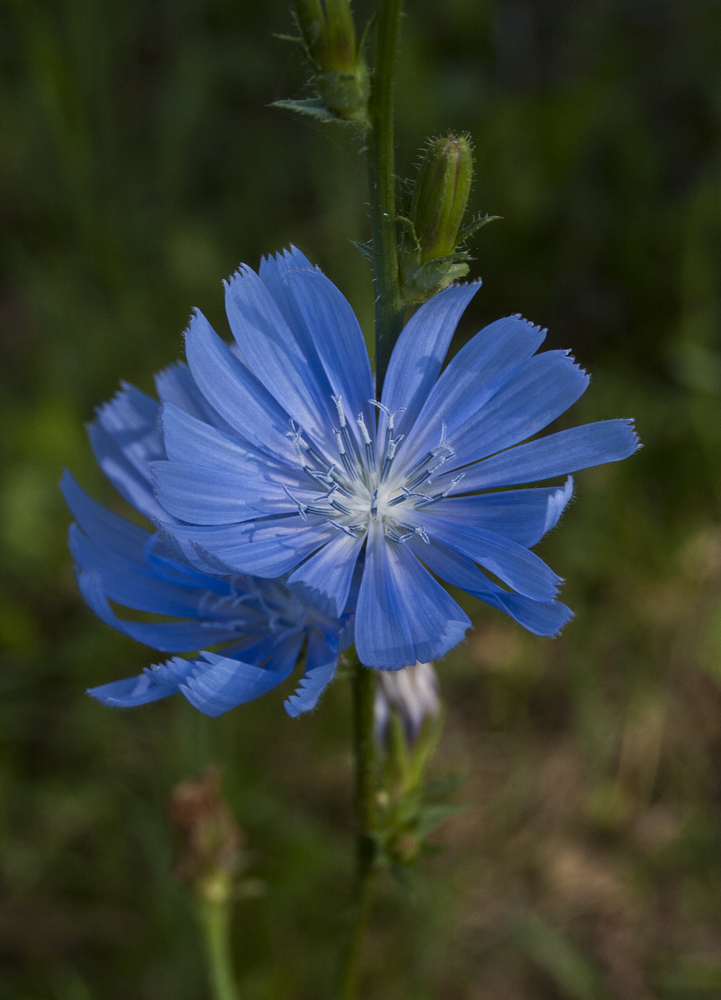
[337,651,378,1000]
[367,0,405,396]
[197,890,239,1000]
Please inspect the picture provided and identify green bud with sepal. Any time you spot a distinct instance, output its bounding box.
[398,133,499,306]
[411,134,474,261]
[279,0,370,124]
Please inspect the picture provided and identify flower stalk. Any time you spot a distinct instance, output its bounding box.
[367,0,405,396]
[337,652,378,999]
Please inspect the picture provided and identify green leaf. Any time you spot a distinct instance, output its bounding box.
[511,913,609,1000]
[414,801,468,839]
[423,773,465,798]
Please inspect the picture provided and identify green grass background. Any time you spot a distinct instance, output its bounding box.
[1,0,721,996]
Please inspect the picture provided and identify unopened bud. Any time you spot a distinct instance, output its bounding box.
[294,0,369,121]
[375,661,440,746]
[410,135,474,262]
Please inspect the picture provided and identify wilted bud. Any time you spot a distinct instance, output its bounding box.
[294,0,369,121]
[169,766,243,899]
[375,660,440,746]
[410,135,474,262]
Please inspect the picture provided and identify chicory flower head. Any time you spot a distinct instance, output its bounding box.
[63,371,352,717]
[150,247,639,670]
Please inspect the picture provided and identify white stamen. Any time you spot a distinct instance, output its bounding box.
[332,395,347,427]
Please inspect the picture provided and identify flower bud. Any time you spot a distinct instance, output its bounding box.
[375,660,440,746]
[294,0,369,121]
[410,135,474,262]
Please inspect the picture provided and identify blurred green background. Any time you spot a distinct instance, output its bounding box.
[1,0,721,996]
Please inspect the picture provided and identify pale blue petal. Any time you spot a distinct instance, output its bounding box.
[410,537,573,637]
[449,420,640,491]
[285,265,375,446]
[180,631,304,717]
[150,460,307,525]
[493,592,573,635]
[160,402,301,487]
[77,570,240,652]
[284,628,339,717]
[184,309,296,462]
[443,351,589,470]
[428,477,573,547]
[154,360,238,436]
[380,282,480,437]
[93,383,163,475]
[159,516,335,577]
[417,512,562,601]
[88,656,194,707]
[397,315,546,469]
[287,529,364,616]
[355,523,471,669]
[88,422,166,522]
[225,264,334,444]
[259,248,336,402]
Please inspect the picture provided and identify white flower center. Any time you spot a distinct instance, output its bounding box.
[284,396,464,545]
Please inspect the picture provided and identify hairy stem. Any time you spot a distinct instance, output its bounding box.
[367,0,405,396]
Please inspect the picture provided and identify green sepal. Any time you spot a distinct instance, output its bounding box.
[271,98,338,122]
[372,707,467,872]
[350,239,373,263]
[457,212,501,244]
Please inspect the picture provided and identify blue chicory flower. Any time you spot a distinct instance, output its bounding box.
[149,247,639,669]
[63,370,352,717]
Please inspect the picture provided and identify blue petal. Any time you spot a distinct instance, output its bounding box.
[69,524,215,617]
[154,360,238,436]
[429,477,573,547]
[150,459,307,525]
[355,523,471,668]
[180,631,305,717]
[93,383,163,473]
[444,351,589,470]
[88,425,166,523]
[397,315,547,469]
[417,512,562,601]
[87,383,167,521]
[61,471,149,560]
[184,309,296,462]
[285,265,375,447]
[88,656,194,707]
[76,570,240,652]
[160,402,301,486]
[287,528,364,616]
[411,537,573,637]
[380,282,480,437]
[493,592,573,636]
[284,628,339,717]
[259,248,336,402]
[225,264,334,444]
[160,516,335,577]
[449,420,640,491]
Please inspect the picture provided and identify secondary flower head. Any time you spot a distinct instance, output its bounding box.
[148,247,639,670]
[63,369,352,718]
[375,660,440,746]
